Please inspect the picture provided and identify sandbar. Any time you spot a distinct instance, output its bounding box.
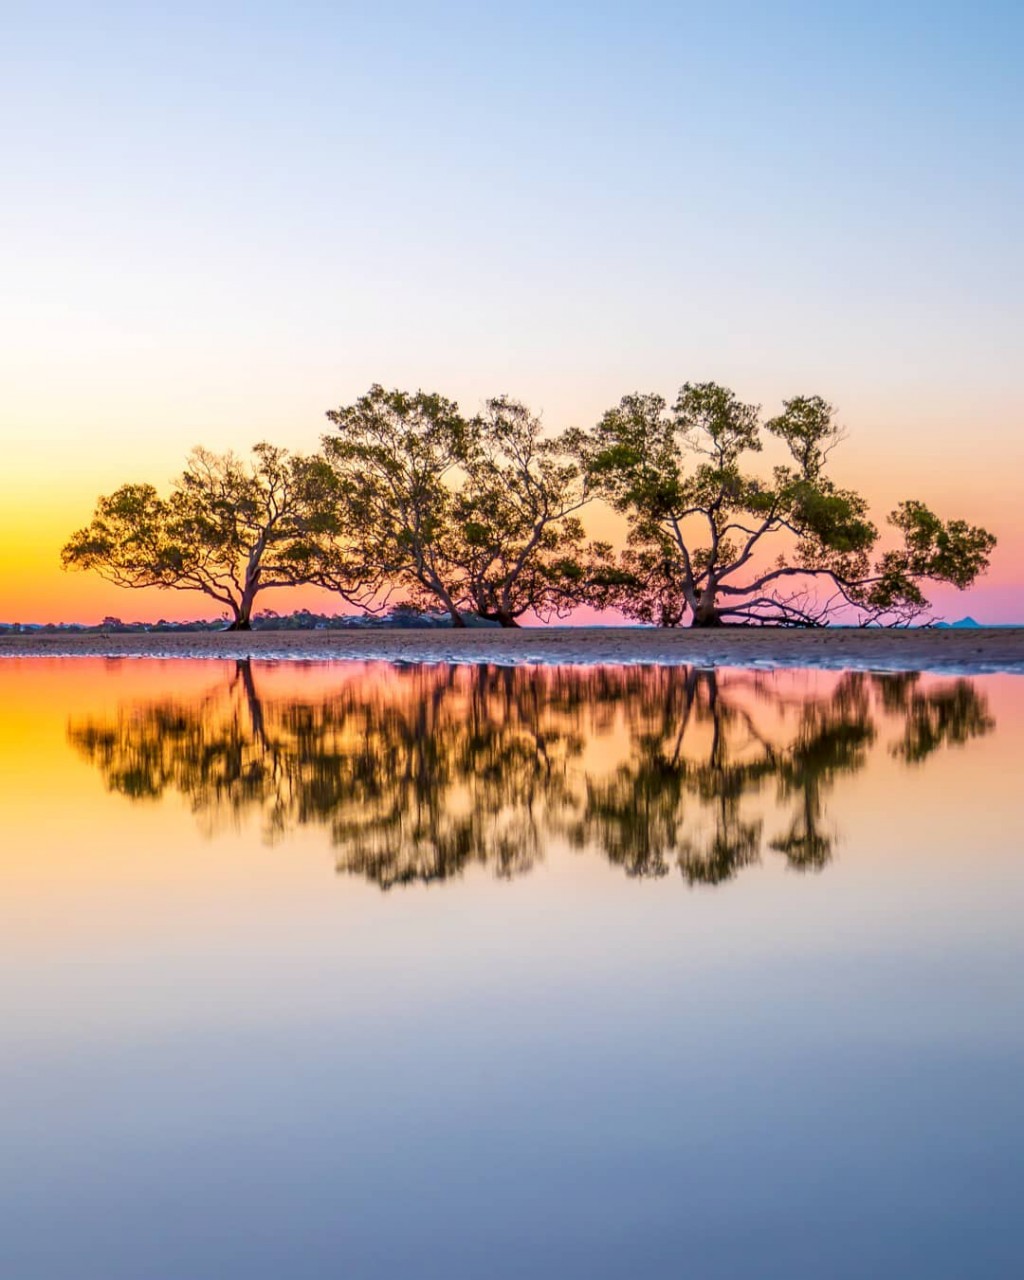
[2,626,1023,674]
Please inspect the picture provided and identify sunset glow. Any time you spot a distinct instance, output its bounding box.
[3,3,1022,624]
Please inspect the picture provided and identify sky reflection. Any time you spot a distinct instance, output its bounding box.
[0,660,1022,1279]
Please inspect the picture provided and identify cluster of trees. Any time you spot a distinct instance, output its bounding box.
[62,383,996,628]
[70,662,993,888]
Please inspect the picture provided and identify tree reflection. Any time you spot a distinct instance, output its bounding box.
[69,662,993,890]
[562,668,879,882]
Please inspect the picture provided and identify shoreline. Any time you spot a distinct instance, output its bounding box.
[2,626,1024,674]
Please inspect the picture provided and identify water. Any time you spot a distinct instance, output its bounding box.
[1,658,1022,1279]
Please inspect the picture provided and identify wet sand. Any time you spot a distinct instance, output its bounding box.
[2,626,1023,673]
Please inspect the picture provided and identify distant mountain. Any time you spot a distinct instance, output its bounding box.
[934,616,981,629]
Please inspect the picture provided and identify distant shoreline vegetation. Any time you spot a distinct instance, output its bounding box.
[2,613,1013,636]
[0,606,502,636]
[59,381,996,631]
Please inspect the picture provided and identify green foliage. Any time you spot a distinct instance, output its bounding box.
[454,397,596,623]
[590,381,996,626]
[320,384,471,620]
[889,501,997,588]
[590,393,676,513]
[62,444,342,628]
[764,395,842,479]
[675,381,761,465]
[593,541,691,627]
[62,484,172,585]
[62,379,998,630]
[320,388,600,625]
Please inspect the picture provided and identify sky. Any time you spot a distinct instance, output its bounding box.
[1,0,1022,623]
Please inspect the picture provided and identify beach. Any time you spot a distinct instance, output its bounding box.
[3,625,1023,673]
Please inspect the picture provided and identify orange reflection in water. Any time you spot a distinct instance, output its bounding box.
[1,655,1022,1078]
[2,657,1019,902]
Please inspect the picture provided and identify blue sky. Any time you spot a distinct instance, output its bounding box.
[4,1,1020,414]
[2,1,1022,618]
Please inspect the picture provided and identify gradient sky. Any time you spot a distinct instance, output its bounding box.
[2,1,1022,622]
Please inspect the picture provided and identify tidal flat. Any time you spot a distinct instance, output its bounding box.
[3,623,1024,673]
[1,656,1022,1279]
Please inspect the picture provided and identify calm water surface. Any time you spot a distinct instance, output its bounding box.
[1,658,1022,1279]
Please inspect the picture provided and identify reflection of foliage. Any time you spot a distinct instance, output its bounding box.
[563,669,880,882]
[874,673,996,764]
[69,663,994,891]
[280,665,583,886]
[768,680,875,870]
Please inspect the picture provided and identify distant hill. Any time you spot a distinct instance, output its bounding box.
[933,617,1024,629]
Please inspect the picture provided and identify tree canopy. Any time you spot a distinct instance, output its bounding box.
[590,383,995,626]
[61,380,996,628]
[317,385,469,621]
[318,385,600,625]
[453,396,598,626]
[62,444,341,629]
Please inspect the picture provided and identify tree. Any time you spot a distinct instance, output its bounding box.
[590,383,996,627]
[319,386,471,624]
[592,540,691,628]
[62,443,341,629]
[319,386,603,627]
[454,397,597,626]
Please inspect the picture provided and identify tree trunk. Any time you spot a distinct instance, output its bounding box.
[428,583,465,627]
[691,588,721,628]
[235,660,266,742]
[235,568,261,631]
[475,609,521,627]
